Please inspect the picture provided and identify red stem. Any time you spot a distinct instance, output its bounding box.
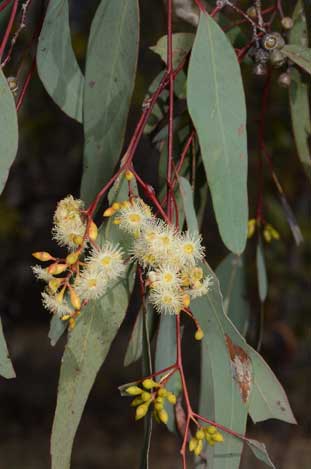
[166,0,174,221]
[0,0,18,59]
[16,58,36,111]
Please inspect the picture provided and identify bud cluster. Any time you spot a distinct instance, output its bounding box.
[189,425,224,456]
[247,218,280,242]
[125,379,177,425]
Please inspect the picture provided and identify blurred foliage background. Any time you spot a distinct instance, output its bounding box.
[0,0,310,467]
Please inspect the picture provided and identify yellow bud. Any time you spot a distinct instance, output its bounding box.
[166,392,177,405]
[194,439,203,456]
[61,314,71,321]
[112,202,121,211]
[72,235,84,246]
[126,386,143,396]
[56,287,66,304]
[157,388,168,398]
[263,228,272,243]
[189,437,198,452]
[195,328,204,341]
[153,410,160,423]
[32,251,54,262]
[205,432,212,444]
[266,224,280,240]
[48,263,68,275]
[142,378,159,390]
[182,293,191,308]
[141,391,152,402]
[48,278,63,293]
[196,429,205,440]
[66,252,79,265]
[70,288,81,310]
[158,408,168,424]
[89,221,98,240]
[135,403,149,420]
[103,207,115,217]
[154,401,163,411]
[181,275,191,287]
[121,200,131,208]
[154,396,163,405]
[69,318,76,330]
[125,170,134,181]
[247,219,256,239]
[113,218,121,225]
[207,425,217,435]
[131,397,144,407]
[213,432,224,443]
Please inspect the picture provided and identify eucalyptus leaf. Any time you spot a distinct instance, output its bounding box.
[289,0,311,183]
[150,33,194,69]
[124,305,154,367]
[0,69,18,194]
[48,314,67,347]
[81,0,139,204]
[0,317,15,379]
[282,44,311,75]
[187,13,248,254]
[178,176,199,233]
[37,0,84,122]
[256,236,268,303]
[246,438,276,468]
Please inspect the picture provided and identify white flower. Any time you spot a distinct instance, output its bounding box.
[75,267,108,301]
[52,195,86,249]
[149,265,181,290]
[149,287,183,315]
[118,198,153,234]
[177,231,205,266]
[86,242,125,280]
[188,275,213,299]
[41,291,72,318]
[32,265,53,282]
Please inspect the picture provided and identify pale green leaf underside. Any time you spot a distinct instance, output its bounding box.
[37,0,84,122]
[51,269,135,469]
[283,44,311,75]
[80,0,139,205]
[0,317,15,379]
[187,13,248,254]
[0,69,18,194]
[150,32,194,69]
[289,0,311,183]
[48,314,67,347]
[246,439,276,468]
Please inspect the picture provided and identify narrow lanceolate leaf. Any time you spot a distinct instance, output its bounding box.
[0,69,18,194]
[289,0,311,183]
[0,317,15,379]
[51,269,135,469]
[150,33,194,69]
[256,236,268,302]
[37,0,84,122]
[124,305,154,367]
[187,13,248,254]
[282,45,311,75]
[216,254,249,336]
[246,439,276,468]
[179,176,199,233]
[48,314,67,347]
[81,0,139,204]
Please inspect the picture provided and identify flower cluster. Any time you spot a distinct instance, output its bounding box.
[32,196,126,328]
[104,197,212,316]
[189,425,224,456]
[125,379,176,424]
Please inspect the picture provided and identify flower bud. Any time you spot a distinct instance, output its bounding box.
[61,314,71,321]
[189,437,198,452]
[247,219,256,238]
[154,401,163,411]
[196,429,205,440]
[207,425,217,435]
[103,207,115,217]
[142,378,159,390]
[66,252,79,265]
[126,386,143,396]
[263,228,272,242]
[135,403,149,420]
[194,439,203,456]
[72,235,83,246]
[141,391,152,402]
[131,397,144,407]
[48,263,68,275]
[157,408,168,424]
[112,202,121,211]
[32,251,54,262]
[48,278,63,293]
[195,328,204,341]
[89,221,98,241]
[281,17,294,30]
[166,392,177,405]
[213,432,224,443]
[157,388,168,398]
[182,293,191,308]
[69,317,76,330]
[125,170,134,181]
[70,288,81,310]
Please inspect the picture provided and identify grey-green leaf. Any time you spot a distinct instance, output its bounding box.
[187,13,248,254]
[80,0,139,205]
[48,314,67,347]
[51,271,135,469]
[246,438,276,468]
[216,253,249,336]
[37,0,84,122]
[0,69,18,194]
[289,0,311,183]
[0,317,15,379]
[179,176,199,233]
[256,236,268,302]
[282,44,311,74]
[150,33,194,69]
[124,305,154,367]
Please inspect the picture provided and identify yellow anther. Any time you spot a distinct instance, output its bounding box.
[48,263,68,275]
[212,432,224,443]
[70,288,81,310]
[66,252,79,265]
[103,207,115,217]
[194,439,203,456]
[120,200,131,208]
[89,221,98,241]
[126,386,143,396]
[32,251,54,262]
[135,403,149,420]
[182,293,191,308]
[166,392,177,405]
[142,378,159,390]
[181,275,191,287]
[112,202,121,211]
[157,408,168,424]
[113,217,121,225]
[125,170,134,181]
[196,429,205,440]
[195,328,204,341]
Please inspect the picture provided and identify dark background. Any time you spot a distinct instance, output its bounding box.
[0,1,310,468]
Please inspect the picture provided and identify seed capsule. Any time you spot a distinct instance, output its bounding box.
[270,49,287,68]
[246,6,257,19]
[278,72,291,88]
[7,76,18,94]
[281,17,294,30]
[254,48,270,64]
[262,32,285,50]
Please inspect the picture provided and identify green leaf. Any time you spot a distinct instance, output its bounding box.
[216,254,249,336]
[256,236,268,302]
[187,13,248,254]
[124,305,154,367]
[48,314,67,347]
[37,0,84,122]
[0,69,18,194]
[282,44,311,74]
[178,176,199,233]
[289,1,311,183]
[150,33,194,69]
[51,268,135,469]
[246,438,276,468]
[155,315,181,433]
[0,317,15,379]
[80,0,139,205]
